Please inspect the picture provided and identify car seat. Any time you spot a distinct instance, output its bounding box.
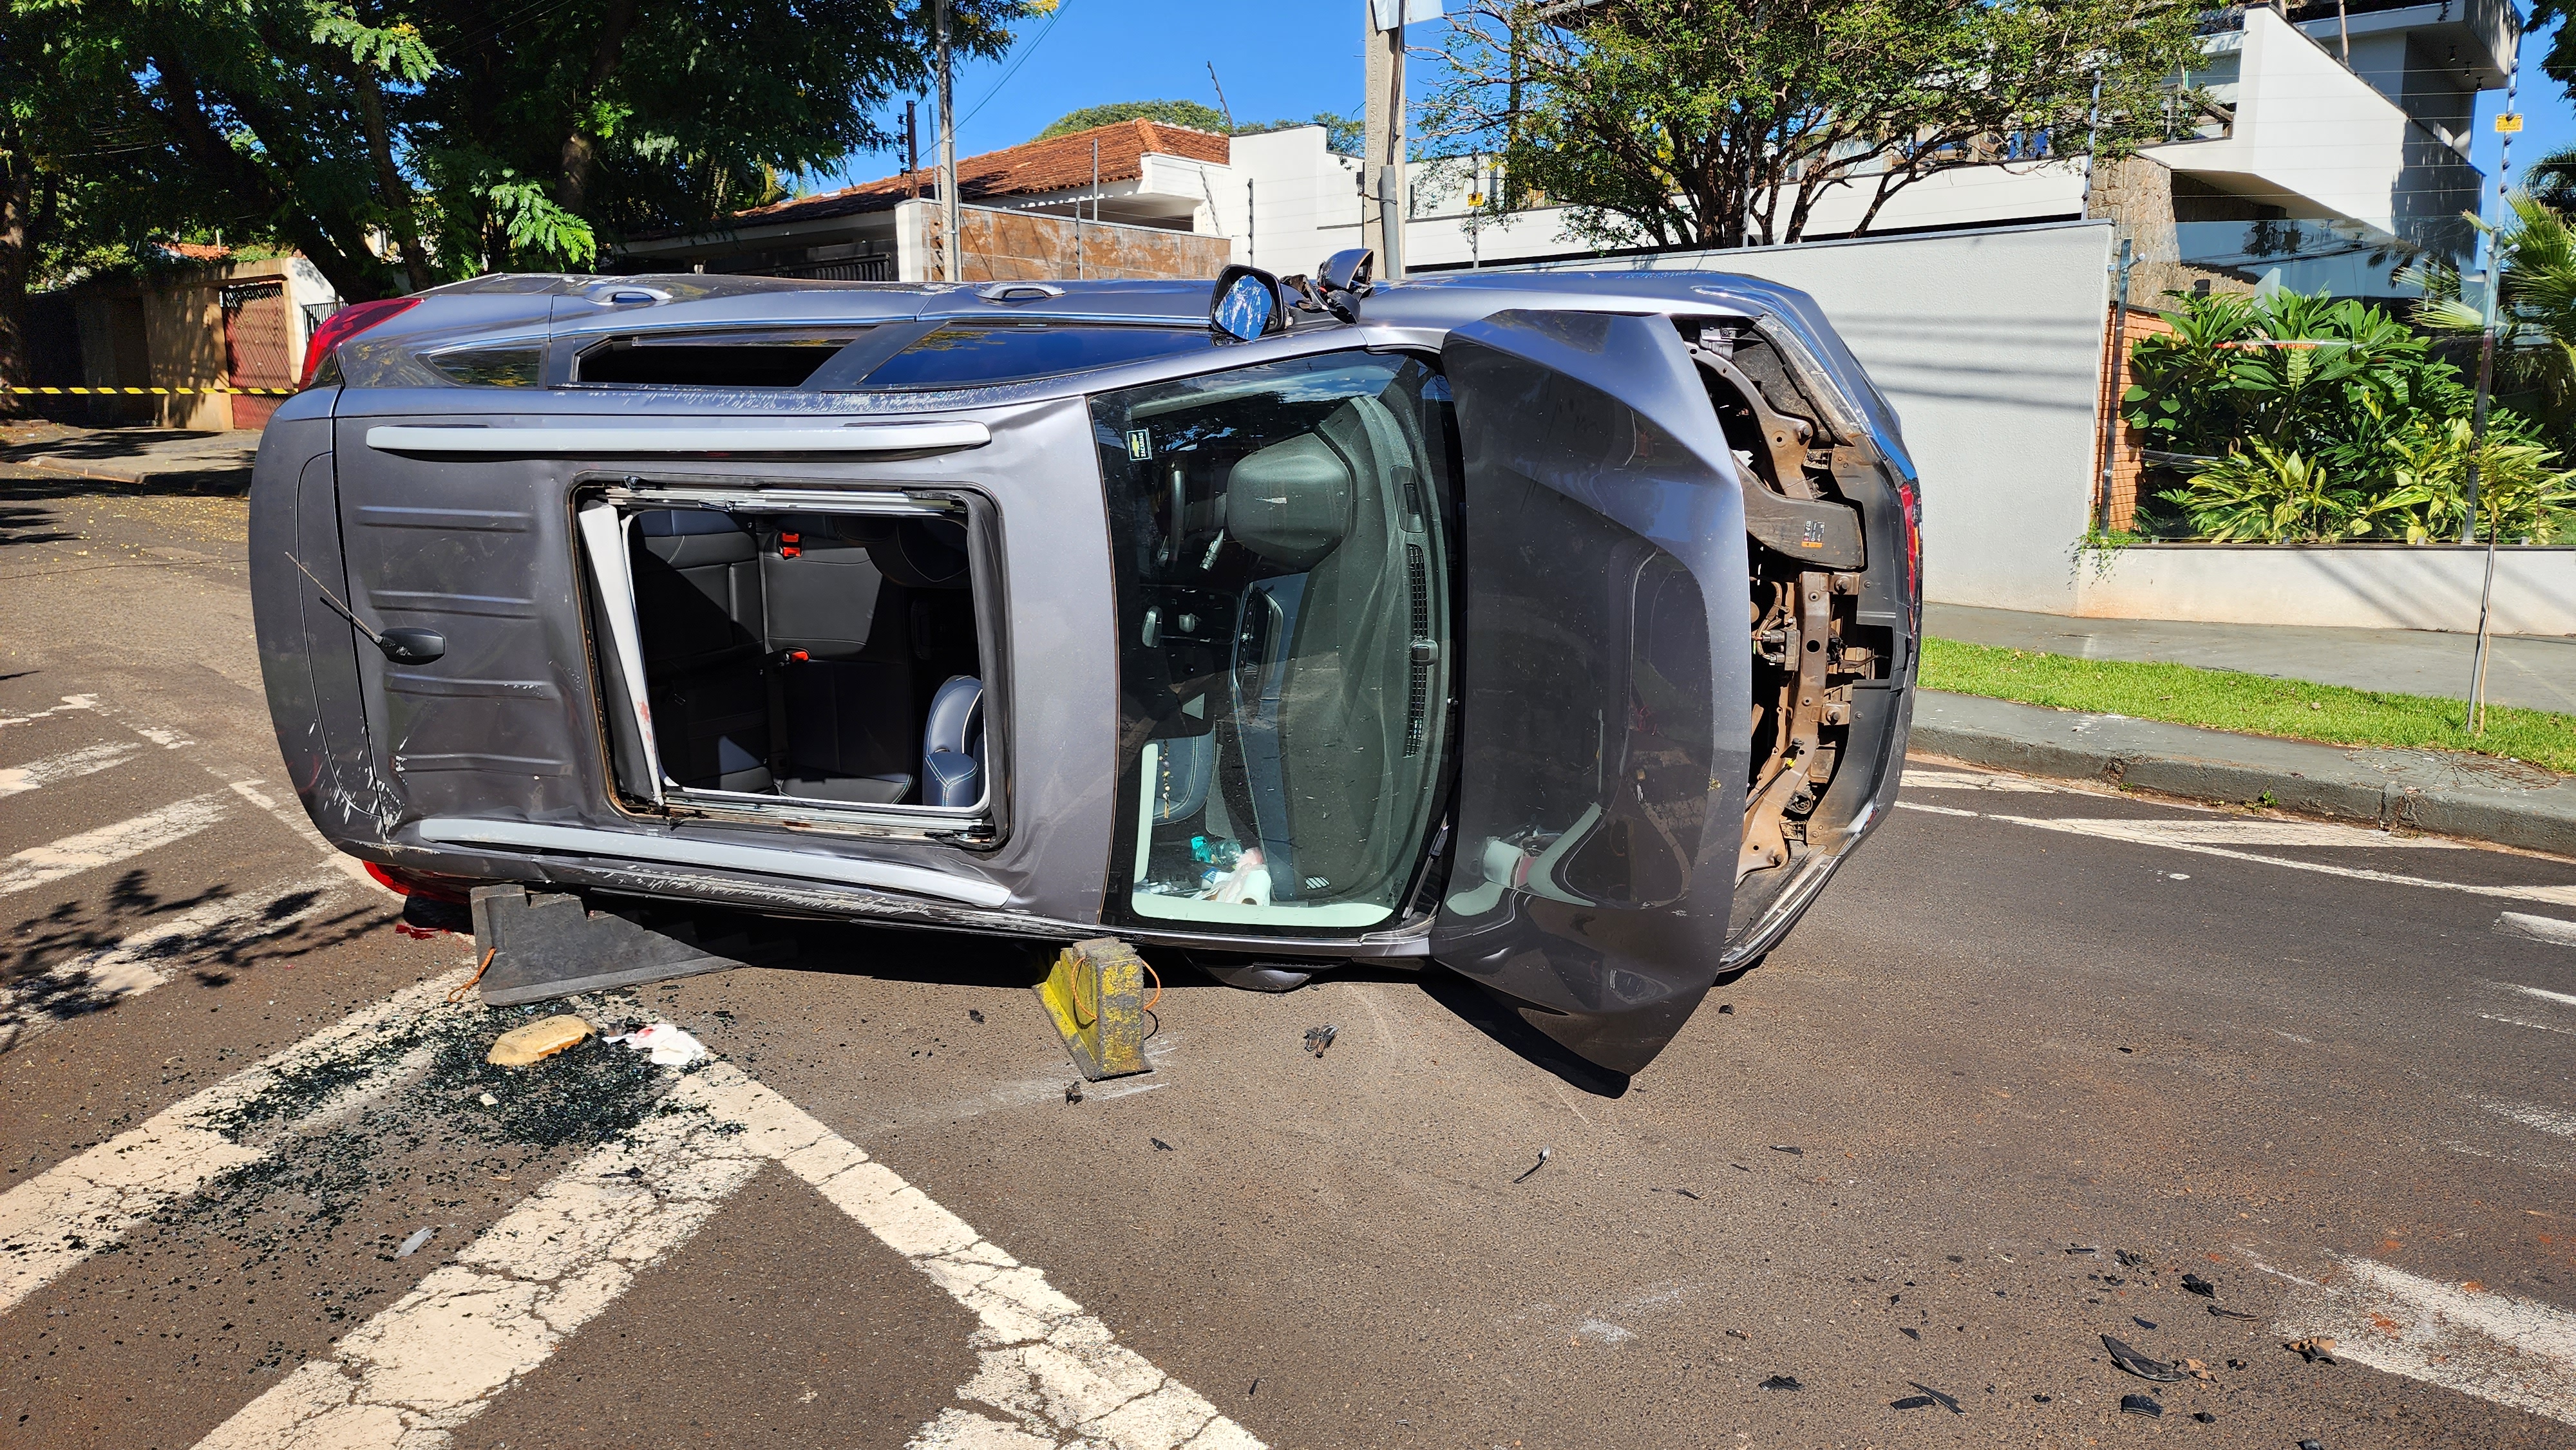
[922,674,985,807]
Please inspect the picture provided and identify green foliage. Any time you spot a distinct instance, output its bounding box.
[1036,100,1228,140]
[2121,285,2576,543]
[7,0,1027,307]
[2410,192,2576,436]
[2156,440,2372,543]
[1423,0,2204,249]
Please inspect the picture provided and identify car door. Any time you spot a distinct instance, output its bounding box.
[1432,310,1755,1077]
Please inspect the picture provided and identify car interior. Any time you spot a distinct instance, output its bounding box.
[1093,352,1454,930]
[607,503,986,811]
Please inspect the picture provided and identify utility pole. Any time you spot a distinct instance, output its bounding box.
[936,0,959,283]
[1363,1,1408,278]
[2097,238,2135,535]
[905,100,920,200]
[2462,26,2523,731]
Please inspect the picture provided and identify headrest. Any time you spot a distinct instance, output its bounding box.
[866,516,971,588]
[1225,434,1350,570]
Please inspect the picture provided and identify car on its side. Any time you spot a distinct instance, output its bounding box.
[250,254,1921,1077]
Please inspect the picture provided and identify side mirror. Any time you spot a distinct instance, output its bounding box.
[376,628,446,664]
[1209,265,1286,341]
[1317,249,1375,297]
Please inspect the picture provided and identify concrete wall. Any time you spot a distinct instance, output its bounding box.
[2076,545,2576,636]
[1524,219,2117,615]
[895,200,1231,283]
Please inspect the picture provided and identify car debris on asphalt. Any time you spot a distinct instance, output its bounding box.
[393,1227,435,1258]
[2181,1272,2217,1297]
[1513,1146,1554,1183]
[606,1022,710,1067]
[1757,1375,1804,1391]
[2102,1333,2189,1382]
[2286,1337,2339,1364]
[1303,1024,1338,1057]
[1063,1082,1083,1104]
[2119,1392,2163,1417]
[1151,1138,1174,1151]
[2209,1304,2259,1320]
[486,1013,594,1066]
[1906,1382,1962,1413]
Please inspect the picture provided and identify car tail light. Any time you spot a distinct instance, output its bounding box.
[299,296,421,388]
[363,860,472,903]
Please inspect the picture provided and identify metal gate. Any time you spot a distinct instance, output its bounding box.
[221,281,294,430]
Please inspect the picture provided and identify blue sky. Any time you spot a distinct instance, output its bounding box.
[813,0,2575,223]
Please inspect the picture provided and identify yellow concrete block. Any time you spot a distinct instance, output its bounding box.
[1035,937,1150,1081]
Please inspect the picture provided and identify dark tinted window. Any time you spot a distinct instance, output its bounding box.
[426,346,542,388]
[862,323,1218,390]
[578,331,861,388]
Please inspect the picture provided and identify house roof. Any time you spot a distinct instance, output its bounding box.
[718,119,1231,233]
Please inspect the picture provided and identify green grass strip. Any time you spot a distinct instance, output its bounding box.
[1919,637,2576,777]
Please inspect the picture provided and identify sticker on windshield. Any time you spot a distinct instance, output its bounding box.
[1126,428,1153,460]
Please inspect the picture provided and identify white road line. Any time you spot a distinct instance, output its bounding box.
[0,742,138,799]
[1895,800,1980,818]
[0,874,345,1050]
[0,694,99,730]
[2488,1101,2576,1139]
[1985,812,2576,909]
[2479,1013,2576,1036]
[0,970,471,1315]
[1900,769,2063,793]
[0,793,229,898]
[2025,816,2465,849]
[2499,912,2576,951]
[199,1062,1263,1450]
[2253,1251,2576,1428]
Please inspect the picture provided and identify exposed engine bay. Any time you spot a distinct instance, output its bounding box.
[1682,321,1904,932]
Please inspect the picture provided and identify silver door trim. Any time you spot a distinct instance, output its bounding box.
[364,422,993,455]
[415,818,1014,907]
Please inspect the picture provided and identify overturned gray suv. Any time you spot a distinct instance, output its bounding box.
[249,255,1922,1076]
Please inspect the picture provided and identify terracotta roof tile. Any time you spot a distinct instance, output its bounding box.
[728,119,1228,231]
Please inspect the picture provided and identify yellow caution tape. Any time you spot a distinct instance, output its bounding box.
[6,384,299,396]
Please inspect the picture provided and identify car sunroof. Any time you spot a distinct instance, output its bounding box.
[859,323,1219,390]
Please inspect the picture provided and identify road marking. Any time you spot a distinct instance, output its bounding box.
[2479,1014,2576,1036]
[1984,813,2576,908]
[0,793,229,898]
[0,742,138,799]
[1894,800,1979,818]
[0,970,472,1315]
[2253,1251,2576,1428]
[2499,912,2576,951]
[197,1061,1262,1450]
[2488,1102,2576,1139]
[1900,768,2061,793]
[0,694,99,730]
[2025,816,2463,849]
[0,874,344,1050]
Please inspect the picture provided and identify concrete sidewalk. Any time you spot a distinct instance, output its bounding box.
[1927,601,2576,715]
[1913,690,2576,856]
[0,426,258,493]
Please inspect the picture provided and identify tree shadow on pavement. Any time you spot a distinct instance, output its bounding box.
[1,867,401,1053]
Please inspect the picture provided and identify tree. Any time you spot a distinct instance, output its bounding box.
[2414,191,2576,435]
[1422,0,2204,250]
[1036,100,1229,140]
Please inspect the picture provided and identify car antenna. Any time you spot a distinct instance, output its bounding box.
[284,551,386,650]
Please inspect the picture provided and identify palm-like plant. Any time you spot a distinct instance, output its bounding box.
[2158,440,2375,543]
[2414,192,2576,433]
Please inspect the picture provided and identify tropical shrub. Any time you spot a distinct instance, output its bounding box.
[2157,441,2372,543]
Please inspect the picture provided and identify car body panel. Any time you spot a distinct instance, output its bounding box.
[254,267,1921,1076]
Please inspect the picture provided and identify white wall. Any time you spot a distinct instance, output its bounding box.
[2076,546,2576,635]
[1519,220,2118,614]
[2144,8,2472,236]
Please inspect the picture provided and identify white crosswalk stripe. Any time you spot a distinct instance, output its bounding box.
[2252,1250,2576,1428]
[194,1060,1265,1450]
[0,970,474,1315]
[0,793,229,897]
[2499,912,2576,951]
[0,741,138,798]
[0,872,347,1050]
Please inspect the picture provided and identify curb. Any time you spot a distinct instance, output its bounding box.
[1911,690,2576,858]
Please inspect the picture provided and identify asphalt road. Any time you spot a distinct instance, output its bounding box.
[5,470,2576,1450]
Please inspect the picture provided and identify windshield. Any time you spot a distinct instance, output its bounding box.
[1092,351,1456,931]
